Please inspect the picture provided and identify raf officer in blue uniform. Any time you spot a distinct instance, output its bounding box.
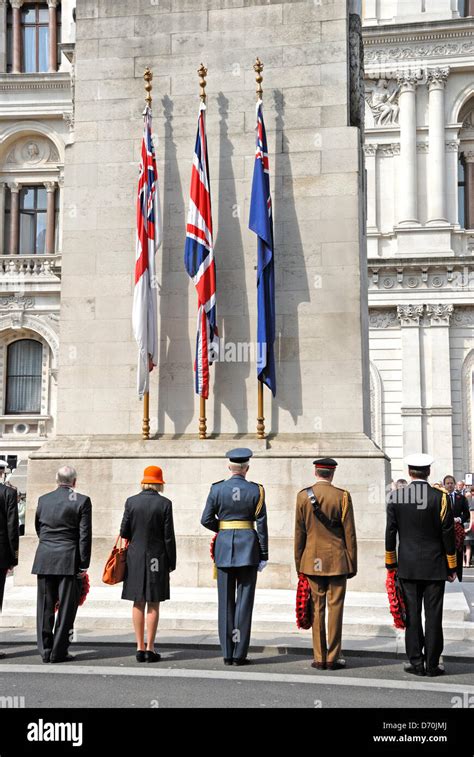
[201,448,269,666]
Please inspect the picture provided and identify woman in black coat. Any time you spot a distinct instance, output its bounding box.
[120,466,176,663]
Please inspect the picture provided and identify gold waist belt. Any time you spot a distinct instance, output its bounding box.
[219,520,254,530]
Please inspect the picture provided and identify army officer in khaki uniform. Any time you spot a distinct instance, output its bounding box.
[294,458,357,670]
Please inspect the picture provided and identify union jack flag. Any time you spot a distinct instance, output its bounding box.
[184,102,218,399]
[249,99,276,396]
[132,105,162,398]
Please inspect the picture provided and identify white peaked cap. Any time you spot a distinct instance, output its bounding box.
[404,453,434,468]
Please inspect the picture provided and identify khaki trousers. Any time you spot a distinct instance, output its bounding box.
[307,575,347,664]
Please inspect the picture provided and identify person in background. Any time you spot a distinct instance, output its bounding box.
[17,493,26,537]
[395,479,408,489]
[0,460,19,659]
[443,475,470,581]
[456,481,466,495]
[464,489,474,568]
[120,466,176,664]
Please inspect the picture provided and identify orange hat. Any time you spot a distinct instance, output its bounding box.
[141,466,165,485]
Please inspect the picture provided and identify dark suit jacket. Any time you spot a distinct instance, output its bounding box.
[31,486,92,576]
[0,483,19,570]
[201,476,268,568]
[385,481,456,581]
[450,491,470,525]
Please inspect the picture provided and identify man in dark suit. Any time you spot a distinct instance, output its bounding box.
[201,448,268,666]
[0,461,19,659]
[443,475,470,581]
[386,454,456,677]
[32,465,92,663]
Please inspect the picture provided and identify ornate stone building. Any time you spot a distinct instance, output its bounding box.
[0,0,74,463]
[363,0,474,482]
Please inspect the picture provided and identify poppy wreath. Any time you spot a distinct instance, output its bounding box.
[386,569,407,630]
[296,573,313,630]
[54,572,90,614]
[454,520,465,551]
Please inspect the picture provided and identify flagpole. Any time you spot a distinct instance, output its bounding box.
[198,62,208,440]
[142,67,153,441]
[254,57,266,440]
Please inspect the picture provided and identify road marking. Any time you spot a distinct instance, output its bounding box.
[0,664,472,695]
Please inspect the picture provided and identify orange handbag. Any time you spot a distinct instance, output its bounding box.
[102,536,129,585]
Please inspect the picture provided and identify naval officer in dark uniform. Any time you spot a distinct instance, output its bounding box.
[385,454,457,677]
[201,448,268,666]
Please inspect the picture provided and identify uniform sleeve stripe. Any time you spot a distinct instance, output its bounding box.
[255,485,265,517]
[447,554,457,568]
[342,490,348,521]
[440,493,447,521]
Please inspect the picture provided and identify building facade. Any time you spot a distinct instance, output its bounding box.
[0,0,74,465]
[363,0,474,482]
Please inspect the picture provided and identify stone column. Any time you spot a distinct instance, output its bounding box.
[396,70,421,226]
[0,183,5,252]
[446,140,460,226]
[426,67,449,225]
[47,0,58,73]
[464,150,474,229]
[7,182,20,255]
[364,144,378,232]
[425,304,454,477]
[10,0,23,74]
[0,1,8,74]
[44,181,56,255]
[398,304,424,455]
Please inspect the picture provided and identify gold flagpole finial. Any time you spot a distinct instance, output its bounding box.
[144,67,153,107]
[198,63,208,103]
[254,57,263,101]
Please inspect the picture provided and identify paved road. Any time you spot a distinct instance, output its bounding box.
[0,644,473,709]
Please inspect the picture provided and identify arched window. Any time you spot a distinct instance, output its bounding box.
[458,100,474,229]
[458,155,467,229]
[5,339,42,414]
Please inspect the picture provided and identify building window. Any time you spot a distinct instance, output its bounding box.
[5,339,42,415]
[459,0,474,16]
[458,156,467,229]
[19,186,47,254]
[6,2,61,74]
[22,4,49,73]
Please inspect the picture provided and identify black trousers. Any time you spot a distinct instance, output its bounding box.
[36,575,81,662]
[217,566,258,660]
[0,568,7,612]
[400,579,445,670]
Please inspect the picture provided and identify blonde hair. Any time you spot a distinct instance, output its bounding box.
[141,483,164,493]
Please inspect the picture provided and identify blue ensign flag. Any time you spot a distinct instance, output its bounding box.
[249,100,276,396]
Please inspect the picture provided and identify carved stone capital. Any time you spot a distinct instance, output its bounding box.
[44,181,57,193]
[7,181,20,193]
[9,0,25,8]
[446,141,460,152]
[47,0,58,7]
[426,67,450,90]
[426,303,454,325]
[364,144,377,157]
[397,304,424,326]
[463,150,474,163]
[396,69,422,92]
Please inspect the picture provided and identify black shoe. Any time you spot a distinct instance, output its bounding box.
[136,651,146,663]
[426,666,445,677]
[311,661,326,670]
[404,663,425,676]
[42,655,51,664]
[233,658,251,666]
[327,661,346,671]
[0,652,6,660]
[145,651,161,663]
[224,658,233,665]
[50,654,75,664]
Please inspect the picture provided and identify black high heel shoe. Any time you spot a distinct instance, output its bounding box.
[145,650,161,663]
[136,651,146,663]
